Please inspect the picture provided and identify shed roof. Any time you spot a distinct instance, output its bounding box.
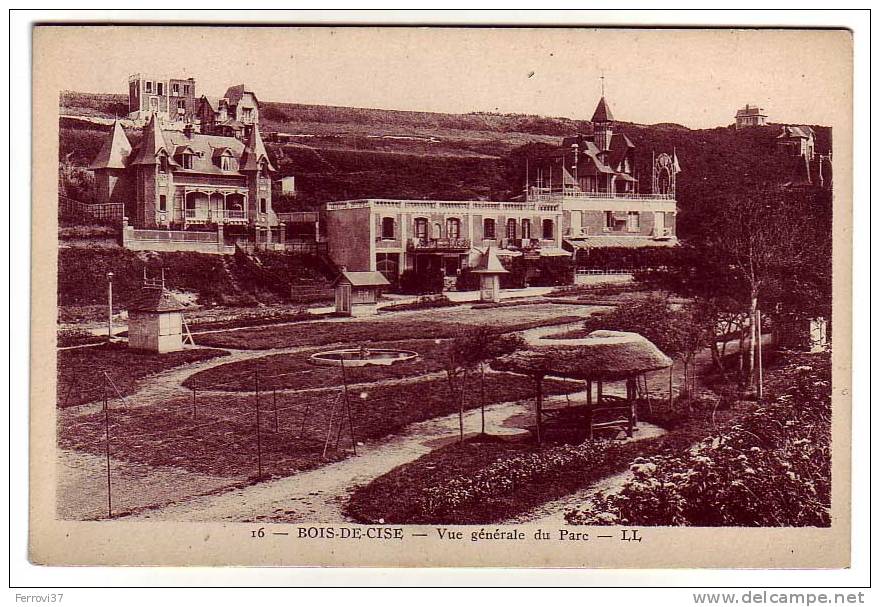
[332,271,391,287]
[127,287,188,312]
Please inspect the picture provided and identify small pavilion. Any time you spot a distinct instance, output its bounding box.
[472,247,508,303]
[332,270,390,317]
[492,330,672,444]
[127,286,188,353]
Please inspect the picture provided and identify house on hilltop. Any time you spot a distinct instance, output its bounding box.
[735,104,768,129]
[127,73,197,123]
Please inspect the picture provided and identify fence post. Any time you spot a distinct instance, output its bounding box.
[254,370,263,480]
[103,387,112,519]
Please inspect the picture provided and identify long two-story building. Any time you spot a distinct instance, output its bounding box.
[323,95,679,280]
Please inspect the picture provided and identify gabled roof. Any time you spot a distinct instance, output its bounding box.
[223,84,257,107]
[472,247,509,274]
[127,287,188,312]
[777,125,815,139]
[129,114,169,166]
[239,124,275,172]
[591,96,614,123]
[198,95,218,112]
[89,121,131,170]
[332,271,390,287]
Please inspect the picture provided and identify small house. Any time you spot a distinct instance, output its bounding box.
[127,286,187,353]
[472,247,508,303]
[332,270,390,317]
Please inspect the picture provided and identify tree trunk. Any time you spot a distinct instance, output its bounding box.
[748,294,758,389]
[459,370,468,442]
[479,364,486,435]
[756,308,764,401]
[534,375,544,447]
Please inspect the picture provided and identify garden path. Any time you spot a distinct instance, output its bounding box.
[122,388,586,523]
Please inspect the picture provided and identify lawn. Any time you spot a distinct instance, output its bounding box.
[57,343,229,408]
[183,338,450,392]
[58,372,580,482]
[345,396,760,525]
[194,314,584,350]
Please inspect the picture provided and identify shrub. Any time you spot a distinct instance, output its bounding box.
[565,355,831,527]
[398,269,444,295]
[416,440,621,519]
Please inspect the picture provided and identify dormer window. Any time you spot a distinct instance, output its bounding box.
[158,154,169,173]
[259,159,269,178]
[220,155,232,171]
[181,152,193,170]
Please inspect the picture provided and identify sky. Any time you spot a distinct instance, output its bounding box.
[40,26,851,129]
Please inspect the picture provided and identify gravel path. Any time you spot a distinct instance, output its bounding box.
[122,389,585,523]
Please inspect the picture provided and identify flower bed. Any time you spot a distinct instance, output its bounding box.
[565,353,831,527]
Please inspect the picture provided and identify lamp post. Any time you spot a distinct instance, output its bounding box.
[107,271,114,342]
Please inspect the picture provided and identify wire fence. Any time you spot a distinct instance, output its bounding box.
[63,365,361,520]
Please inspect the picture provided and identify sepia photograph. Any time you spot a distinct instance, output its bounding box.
[27,22,854,570]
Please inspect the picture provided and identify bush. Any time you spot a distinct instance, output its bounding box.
[416,440,620,520]
[575,246,683,271]
[382,294,457,312]
[530,256,574,287]
[398,269,444,295]
[565,355,831,527]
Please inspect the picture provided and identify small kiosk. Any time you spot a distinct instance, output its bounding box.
[127,286,187,353]
[333,270,390,317]
[472,246,508,303]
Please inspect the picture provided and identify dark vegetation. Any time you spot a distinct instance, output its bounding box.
[56,343,229,408]
[566,353,831,526]
[57,247,335,309]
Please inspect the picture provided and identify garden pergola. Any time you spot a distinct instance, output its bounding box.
[492,330,672,444]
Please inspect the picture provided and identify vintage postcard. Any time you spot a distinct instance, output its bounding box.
[30,24,852,568]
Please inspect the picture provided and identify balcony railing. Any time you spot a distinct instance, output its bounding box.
[325,199,561,213]
[408,237,471,252]
[529,190,676,201]
[183,209,247,223]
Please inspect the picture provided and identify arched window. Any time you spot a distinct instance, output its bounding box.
[483,218,496,240]
[446,217,461,239]
[506,218,517,240]
[381,217,395,239]
[542,219,554,240]
[521,218,531,239]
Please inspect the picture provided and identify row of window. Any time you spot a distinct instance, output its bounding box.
[380,217,554,241]
[604,211,641,232]
[144,81,191,96]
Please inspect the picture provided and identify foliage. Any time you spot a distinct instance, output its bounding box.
[57,328,104,348]
[397,268,445,295]
[380,294,457,312]
[530,256,575,287]
[566,354,831,527]
[576,246,683,271]
[417,440,619,519]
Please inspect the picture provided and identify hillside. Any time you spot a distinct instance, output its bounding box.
[59,91,832,237]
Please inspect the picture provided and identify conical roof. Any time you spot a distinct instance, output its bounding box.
[239,123,275,172]
[492,330,672,381]
[130,114,169,166]
[591,96,614,123]
[89,121,131,170]
[472,247,508,274]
